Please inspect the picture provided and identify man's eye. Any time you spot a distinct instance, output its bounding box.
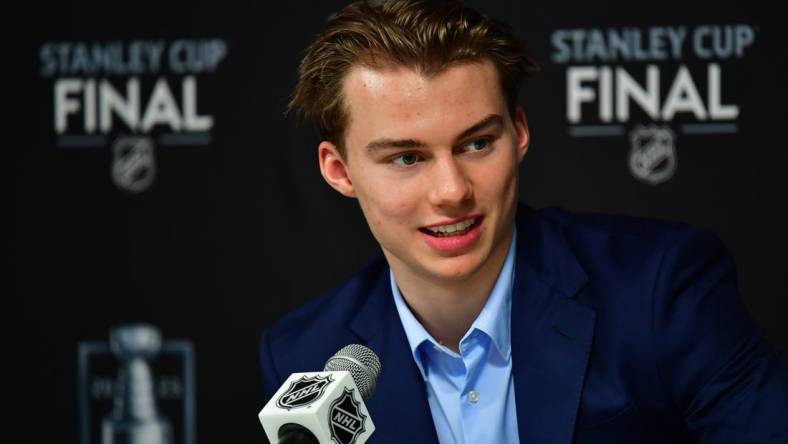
[392,153,420,166]
[464,139,489,152]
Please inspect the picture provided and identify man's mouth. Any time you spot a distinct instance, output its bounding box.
[420,217,482,238]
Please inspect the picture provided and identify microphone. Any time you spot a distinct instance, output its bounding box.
[259,344,382,444]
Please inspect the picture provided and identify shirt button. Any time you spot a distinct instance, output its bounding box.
[468,389,479,403]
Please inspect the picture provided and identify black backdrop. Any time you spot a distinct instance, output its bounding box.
[12,1,786,443]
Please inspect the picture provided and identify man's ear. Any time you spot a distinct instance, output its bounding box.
[318,141,356,198]
[514,106,530,163]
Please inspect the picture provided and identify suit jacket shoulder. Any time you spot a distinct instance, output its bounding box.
[260,255,388,398]
[536,206,788,442]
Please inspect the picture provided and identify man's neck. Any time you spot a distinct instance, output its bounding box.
[386,230,514,353]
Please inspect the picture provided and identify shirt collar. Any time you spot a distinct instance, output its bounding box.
[391,271,434,378]
[468,228,516,360]
[390,229,517,375]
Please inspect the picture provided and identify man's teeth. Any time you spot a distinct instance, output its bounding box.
[426,219,476,237]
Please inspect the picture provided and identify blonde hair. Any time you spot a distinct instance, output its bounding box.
[288,0,540,155]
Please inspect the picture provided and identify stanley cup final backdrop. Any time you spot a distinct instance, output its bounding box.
[11,0,786,442]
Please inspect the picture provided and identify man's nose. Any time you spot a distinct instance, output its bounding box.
[426,156,473,207]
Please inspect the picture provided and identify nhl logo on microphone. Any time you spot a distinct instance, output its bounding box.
[260,346,379,444]
[276,374,333,410]
[328,388,367,444]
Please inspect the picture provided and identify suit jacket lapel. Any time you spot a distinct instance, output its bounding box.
[349,268,439,444]
[512,206,596,444]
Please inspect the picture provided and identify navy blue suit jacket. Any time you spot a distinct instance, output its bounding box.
[260,205,788,443]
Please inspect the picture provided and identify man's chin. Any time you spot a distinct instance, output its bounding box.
[421,256,487,283]
[384,246,489,283]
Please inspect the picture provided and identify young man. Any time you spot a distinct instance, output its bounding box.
[260,1,788,443]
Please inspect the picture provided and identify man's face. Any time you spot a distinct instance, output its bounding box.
[319,59,529,284]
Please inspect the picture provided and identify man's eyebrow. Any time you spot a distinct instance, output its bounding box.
[365,114,504,153]
[366,137,427,152]
[456,114,503,140]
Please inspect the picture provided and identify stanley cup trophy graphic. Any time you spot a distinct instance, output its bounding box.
[101,325,173,444]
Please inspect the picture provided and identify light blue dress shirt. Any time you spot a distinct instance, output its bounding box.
[390,231,519,444]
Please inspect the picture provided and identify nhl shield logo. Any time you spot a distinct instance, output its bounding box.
[276,375,333,410]
[628,125,677,185]
[328,388,367,444]
[111,136,157,193]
